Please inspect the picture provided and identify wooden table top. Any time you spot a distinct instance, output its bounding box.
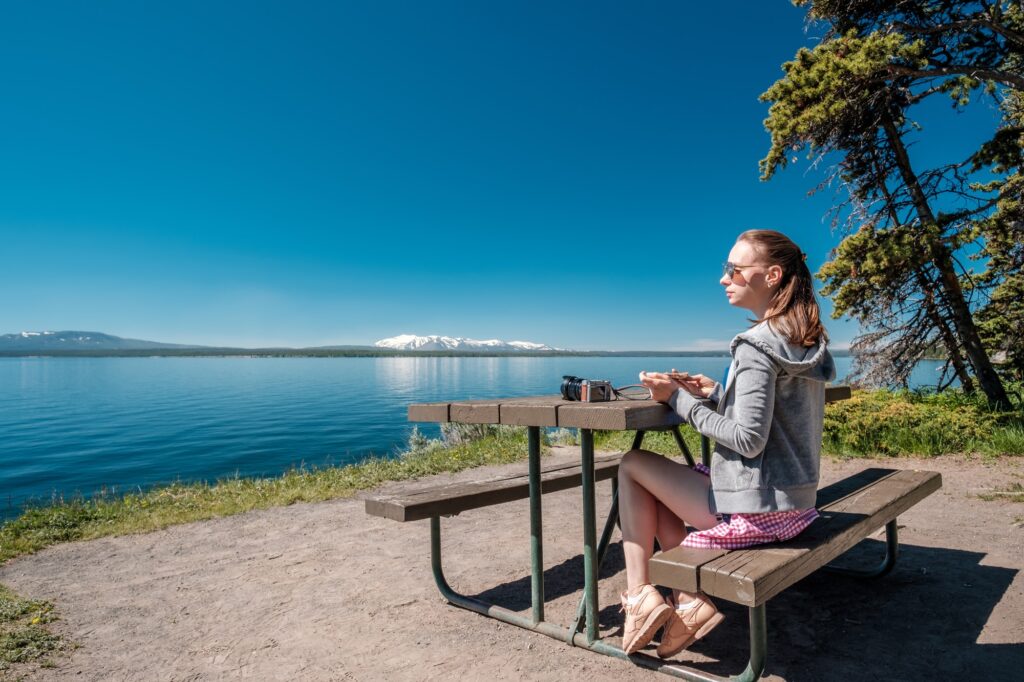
[408,386,852,431]
[409,394,681,430]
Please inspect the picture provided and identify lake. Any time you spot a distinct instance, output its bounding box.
[0,355,947,517]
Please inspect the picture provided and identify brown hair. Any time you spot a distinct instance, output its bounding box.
[737,229,828,348]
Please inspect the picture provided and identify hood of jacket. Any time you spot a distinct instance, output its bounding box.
[730,320,836,382]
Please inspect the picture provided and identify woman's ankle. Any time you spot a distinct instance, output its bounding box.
[672,589,698,606]
[626,582,652,596]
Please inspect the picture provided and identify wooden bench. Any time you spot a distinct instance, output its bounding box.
[365,451,626,522]
[649,466,942,680]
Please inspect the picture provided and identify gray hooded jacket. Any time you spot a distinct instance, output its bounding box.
[669,321,836,514]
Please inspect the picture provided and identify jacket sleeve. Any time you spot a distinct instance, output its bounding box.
[668,342,777,458]
[706,381,724,406]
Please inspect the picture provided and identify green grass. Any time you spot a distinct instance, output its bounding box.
[822,387,1024,458]
[0,584,64,676]
[593,427,706,458]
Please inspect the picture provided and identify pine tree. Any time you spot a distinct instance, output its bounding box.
[760,0,1022,408]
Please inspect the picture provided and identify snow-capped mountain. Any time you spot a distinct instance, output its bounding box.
[374,334,558,352]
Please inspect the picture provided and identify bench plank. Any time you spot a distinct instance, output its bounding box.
[365,453,624,522]
[648,546,730,594]
[650,468,941,606]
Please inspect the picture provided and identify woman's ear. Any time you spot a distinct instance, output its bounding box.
[766,264,783,288]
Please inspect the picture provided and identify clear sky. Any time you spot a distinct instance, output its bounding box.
[0,2,999,350]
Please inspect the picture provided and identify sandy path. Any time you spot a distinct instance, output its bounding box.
[2,451,1021,681]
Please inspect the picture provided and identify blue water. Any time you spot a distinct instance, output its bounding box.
[0,355,948,516]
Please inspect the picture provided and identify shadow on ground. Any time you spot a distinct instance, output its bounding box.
[472,538,1021,681]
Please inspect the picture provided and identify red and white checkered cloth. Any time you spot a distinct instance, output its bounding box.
[681,463,819,550]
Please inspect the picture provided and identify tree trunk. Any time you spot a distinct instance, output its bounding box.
[917,273,976,393]
[881,111,1011,409]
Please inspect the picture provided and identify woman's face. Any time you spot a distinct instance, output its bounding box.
[720,240,780,314]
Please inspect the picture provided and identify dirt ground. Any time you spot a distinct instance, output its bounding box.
[2,450,1022,681]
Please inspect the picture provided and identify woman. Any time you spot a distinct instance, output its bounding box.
[619,229,836,658]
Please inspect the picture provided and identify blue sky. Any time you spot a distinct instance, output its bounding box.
[0,2,1003,350]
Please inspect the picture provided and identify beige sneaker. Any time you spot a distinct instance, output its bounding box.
[656,593,725,659]
[619,584,673,655]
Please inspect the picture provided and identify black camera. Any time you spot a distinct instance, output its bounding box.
[560,375,614,402]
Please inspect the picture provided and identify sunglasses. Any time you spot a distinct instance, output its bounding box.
[722,261,760,279]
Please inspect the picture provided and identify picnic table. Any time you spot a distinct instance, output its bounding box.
[365,387,940,681]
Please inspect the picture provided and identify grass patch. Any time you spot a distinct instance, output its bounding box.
[593,428,705,458]
[0,584,64,676]
[822,387,1023,458]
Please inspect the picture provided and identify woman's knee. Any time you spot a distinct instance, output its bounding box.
[618,448,658,482]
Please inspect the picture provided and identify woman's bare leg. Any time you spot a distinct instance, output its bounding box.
[618,449,718,599]
[655,501,688,550]
[653,504,695,607]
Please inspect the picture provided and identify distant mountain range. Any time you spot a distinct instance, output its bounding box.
[0,330,561,353]
[374,334,558,352]
[1,330,843,357]
[0,331,197,351]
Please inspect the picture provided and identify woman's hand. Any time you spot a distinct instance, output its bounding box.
[639,369,715,402]
[639,371,679,403]
[682,372,716,399]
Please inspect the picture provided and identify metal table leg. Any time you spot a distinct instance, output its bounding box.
[569,428,642,639]
[671,426,696,466]
[528,426,544,623]
[580,428,599,643]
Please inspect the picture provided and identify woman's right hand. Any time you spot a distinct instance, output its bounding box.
[669,369,716,399]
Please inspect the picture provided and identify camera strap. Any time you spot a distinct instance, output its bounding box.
[611,385,653,400]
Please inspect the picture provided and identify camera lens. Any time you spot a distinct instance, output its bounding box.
[561,375,582,401]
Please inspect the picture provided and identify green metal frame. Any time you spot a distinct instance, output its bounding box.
[425,426,899,681]
[824,519,899,578]
[430,514,767,682]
